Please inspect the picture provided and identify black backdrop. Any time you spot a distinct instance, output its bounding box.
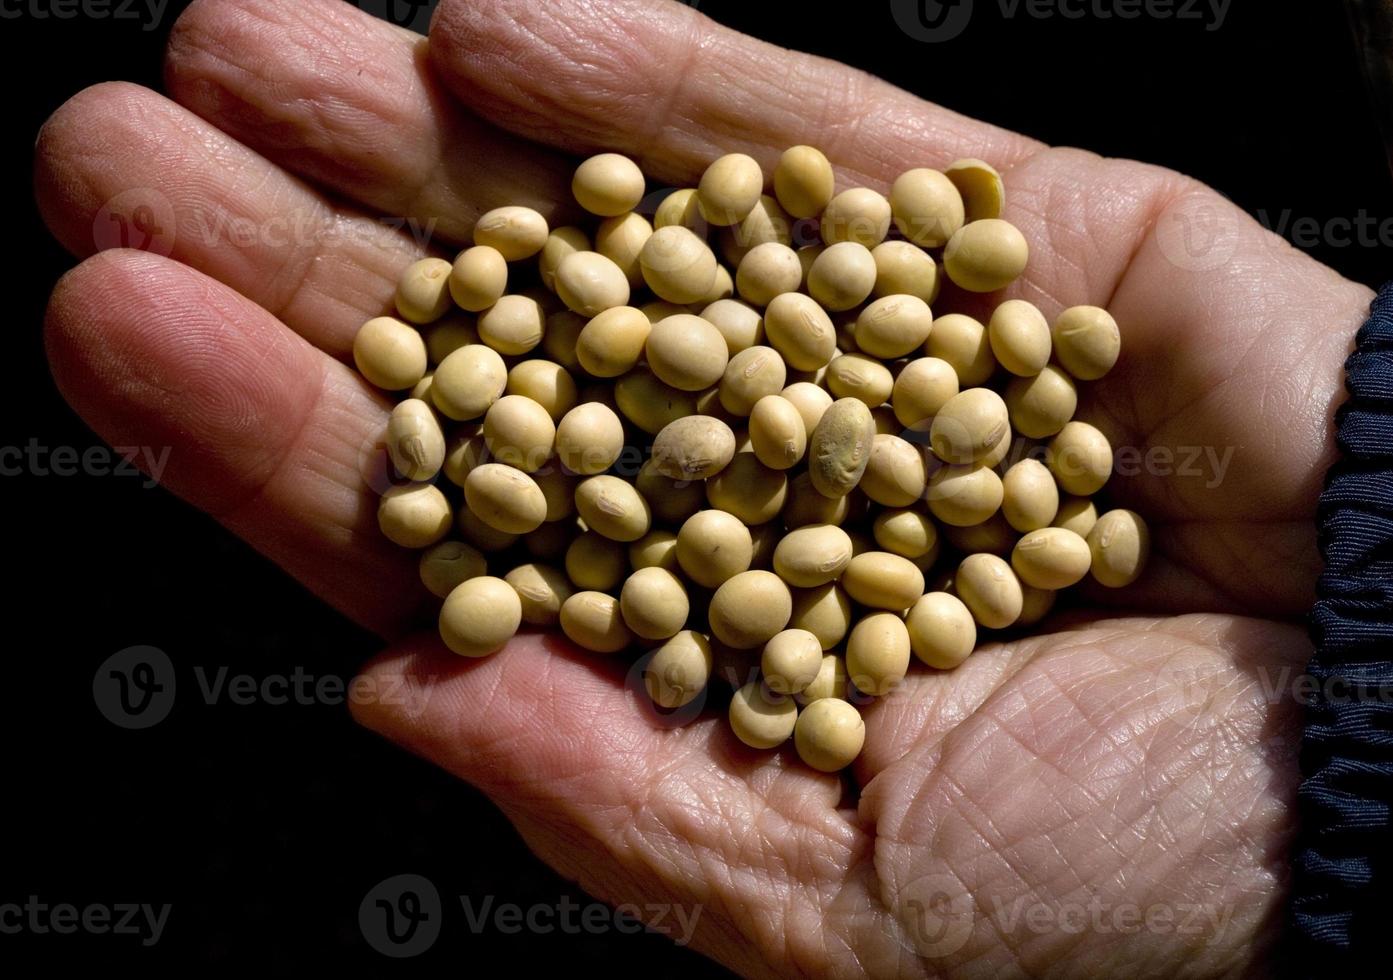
[1,0,1388,973]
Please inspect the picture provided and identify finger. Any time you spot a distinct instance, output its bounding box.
[428,0,1042,185]
[35,82,424,358]
[162,0,577,243]
[45,249,423,636]
[352,632,906,977]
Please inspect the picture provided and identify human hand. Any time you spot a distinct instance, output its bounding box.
[35,0,1371,974]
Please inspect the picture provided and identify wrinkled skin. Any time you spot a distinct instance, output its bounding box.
[34,0,1369,975]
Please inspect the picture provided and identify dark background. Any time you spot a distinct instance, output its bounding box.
[1,0,1388,974]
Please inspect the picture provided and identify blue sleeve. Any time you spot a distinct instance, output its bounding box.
[1290,281,1393,966]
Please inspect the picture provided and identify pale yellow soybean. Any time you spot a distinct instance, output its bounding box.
[519,465,570,524]
[629,529,679,572]
[1052,306,1121,380]
[354,316,428,391]
[378,483,452,548]
[646,314,730,391]
[892,357,959,429]
[1011,527,1092,590]
[706,453,788,525]
[773,524,853,588]
[873,509,940,561]
[439,576,520,657]
[845,612,911,696]
[764,292,836,371]
[774,145,835,219]
[860,434,928,508]
[761,628,824,695]
[423,315,479,365]
[719,195,793,267]
[473,205,548,260]
[719,346,787,416]
[709,570,792,649]
[698,153,764,226]
[782,472,853,529]
[478,294,545,355]
[794,698,865,771]
[614,368,697,435]
[431,344,507,421]
[651,415,736,481]
[595,212,654,288]
[701,263,736,305]
[457,507,519,552]
[943,219,1029,292]
[419,540,486,599]
[653,188,706,233]
[619,566,689,639]
[1054,495,1099,538]
[789,584,852,650]
[988,299,1051,376]
[821,187,892,248]
[505,562,574,626]
[842,552,925,611]
[871,240,940,304]
[748,395,808,471]
[1047,421,1113,496]
[906,592,977,669]
[539,227,590,293]
[572,153,646,217]
[555,403,625,475]
[482,395,555,473]
[1087,509,1150,587]
[646,630,713,708]
[855,295,935,359]
[555,251,630,318]
[576,305,651,378]
[808,398,877,499]
[541,310,586,371]
[395,257,454,324]
[930,388,1010,464]
[560,591,633,653]
[1016,584,1057,627]
[1005,365,1077,439]
[944,158,1005,223]
[956,553,1024,629]
[565,532,628,591]
[807,241,877,312]
[506,359,578,421]
[749,521,781,570]
[927,464,1005,527]
[700,298,764,354]
[676,510,752,588]
[463,463,547,534]
[735,242,802,307]
[449,246,508,312]
[796,244,825,291]
[640,226,718,304]
[1001,458,1060,532]
[826,353,894,407]
[636,459,707,526]
[387,398,446,482]
[889,167,965,248]
[781,382,834,435]
[926,313,996,387]
[575,475,652,542]
[729,681,798,749]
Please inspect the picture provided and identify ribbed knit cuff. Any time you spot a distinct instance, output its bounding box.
[1290,281,1393,969]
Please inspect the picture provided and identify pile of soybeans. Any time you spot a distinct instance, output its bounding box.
[352,146,1150,773]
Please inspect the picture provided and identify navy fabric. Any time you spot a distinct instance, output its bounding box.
[1291,282,1393,967]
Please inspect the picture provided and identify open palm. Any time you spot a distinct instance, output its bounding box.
[36,0,1371,975]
